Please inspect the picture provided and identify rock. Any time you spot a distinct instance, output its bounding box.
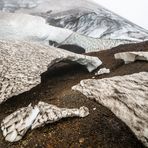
[1,101,89,142]
[72,72,148,147]
[0,39,102,104]
[115,52,148,64]
[95,68,110,76]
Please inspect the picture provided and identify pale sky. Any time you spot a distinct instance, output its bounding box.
[92,0,148,30]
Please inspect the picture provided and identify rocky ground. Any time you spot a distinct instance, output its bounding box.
[0,41,148,148]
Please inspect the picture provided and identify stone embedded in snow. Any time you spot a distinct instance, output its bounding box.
[0,40,102,104]
[114,52,148,64]
[95,68,110,76]
[1,101,89,142]
[72,72,148,147]
[31,101,89,129]
[1,104,39,142]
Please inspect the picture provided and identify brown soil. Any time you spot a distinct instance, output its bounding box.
[0,41,148,148]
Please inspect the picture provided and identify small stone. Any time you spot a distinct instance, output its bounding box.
[95,68,110,76]
[93,108,96,111]
[79,137,85,143]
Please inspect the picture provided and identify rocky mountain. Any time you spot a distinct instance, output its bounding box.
[0,0,148,41]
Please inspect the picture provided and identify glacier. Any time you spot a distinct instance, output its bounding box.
[0,0,148,41]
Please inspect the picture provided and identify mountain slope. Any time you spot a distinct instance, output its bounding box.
[47,7,148,41]
[0,12,134,53]
[0,0,148,41]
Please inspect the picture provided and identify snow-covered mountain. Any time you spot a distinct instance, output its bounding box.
[0,12,133,53]
[47,8,148,41]
[0,0,148,41]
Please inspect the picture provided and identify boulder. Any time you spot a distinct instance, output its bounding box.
[72,72,148,147]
